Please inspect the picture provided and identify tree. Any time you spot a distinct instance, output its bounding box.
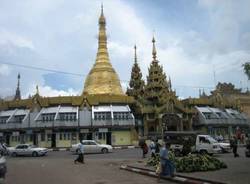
[243,62,250,80]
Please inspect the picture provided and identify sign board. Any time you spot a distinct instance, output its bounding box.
[80,129,89,133]
[99,128,108,133]
[12,131,19,136]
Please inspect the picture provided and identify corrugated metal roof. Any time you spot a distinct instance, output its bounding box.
[41,107,58,114]
[112,105,130,112]
[93,106,111,112]
[58,106,77,113]
[15,109,29,116]
[196,106,212,113]
[0,110,15,117]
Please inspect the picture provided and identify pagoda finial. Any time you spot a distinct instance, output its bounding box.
[134,44,137,64]
[36,85,39,95]
[14,73,21,100]
[152,36,157,61]
[101,3,104,15]
[96,4,109,64]
[169,77,172,91]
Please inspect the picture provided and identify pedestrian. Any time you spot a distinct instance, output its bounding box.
[142,142,148,158]
[74,141,85,164]
[155,139,161,154]
[157,142,174,182]
[230,136,239,157]
[149,139,156,158]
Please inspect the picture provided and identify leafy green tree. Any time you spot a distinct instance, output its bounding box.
[243,62,250,80]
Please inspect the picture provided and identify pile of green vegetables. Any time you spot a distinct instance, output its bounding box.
[147,152,227,172]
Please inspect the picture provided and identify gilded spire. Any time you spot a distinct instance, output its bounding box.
[134,45,137,64]
[152,36,157,61]
[83,6,124,95]
[14,73,21,100]
[96,3,109,64]
[36,85,39,95]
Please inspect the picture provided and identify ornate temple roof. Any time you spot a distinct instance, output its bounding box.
[83,6,124,96]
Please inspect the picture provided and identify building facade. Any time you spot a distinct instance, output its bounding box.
[0,7,135,148]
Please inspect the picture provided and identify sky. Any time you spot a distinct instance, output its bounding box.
[0,0,250,99]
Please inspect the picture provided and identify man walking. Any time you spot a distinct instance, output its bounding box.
[74,141,84,164]
[158,142,174,182]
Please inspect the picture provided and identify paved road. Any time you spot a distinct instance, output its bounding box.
[4,147,250,184]
[4,148,176,184]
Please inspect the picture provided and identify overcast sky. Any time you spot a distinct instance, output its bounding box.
[0,0,250,99]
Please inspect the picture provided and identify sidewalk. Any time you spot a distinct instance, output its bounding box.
[126,148,250,184]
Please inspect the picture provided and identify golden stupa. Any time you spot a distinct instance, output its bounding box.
[83,6,124,95]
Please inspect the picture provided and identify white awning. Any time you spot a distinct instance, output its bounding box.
[58,106,78,113]
[93,106,111,112]
[112,105,130,112]
[15,109,30,116]
[41,107,58,114]
[196,106,212,113]
[0,110,15,117]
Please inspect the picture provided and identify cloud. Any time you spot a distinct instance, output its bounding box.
[0,0,250,100]
[0,64,11,76]
[24,84,80,98]
[0,30,35,50]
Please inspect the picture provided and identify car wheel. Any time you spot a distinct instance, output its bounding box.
[102,148,108,154]
[32,151,38,157]
[200,150,208,155]
[12,152,17,157]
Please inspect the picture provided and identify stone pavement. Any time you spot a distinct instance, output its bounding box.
[127,147,250,184]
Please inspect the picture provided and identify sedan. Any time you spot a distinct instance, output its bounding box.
[9,144,48,157]
[70,140,113,154]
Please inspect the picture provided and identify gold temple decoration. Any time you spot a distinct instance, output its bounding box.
[83,6,124,95]
[152,36,157,61]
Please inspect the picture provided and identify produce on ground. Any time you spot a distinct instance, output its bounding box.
[147,152,227,172]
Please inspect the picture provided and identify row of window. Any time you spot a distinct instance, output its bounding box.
[113,112,132,120]
[0,115,25,124]
[59,113,77,121]
[94,112,111,120]
[11,135,33,142]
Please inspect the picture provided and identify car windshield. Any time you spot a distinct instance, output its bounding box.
[207,136,218,143]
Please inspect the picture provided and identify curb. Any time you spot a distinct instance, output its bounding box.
[120,165,226,184]
[113,146,136,149]
[48,148,70,151]
[48,146,136,151]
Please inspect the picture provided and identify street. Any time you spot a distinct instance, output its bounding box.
[4,147,250,184]
[4,148,176,184]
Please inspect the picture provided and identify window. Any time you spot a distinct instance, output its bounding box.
[41,133,45,141]
[98,133,102,139]
[88,141,96,145]
[47,134,51,141]
[16,145,24,149]
[72,132,76,140]
[60,133,63,140]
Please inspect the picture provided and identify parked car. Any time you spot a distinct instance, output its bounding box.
[70,140,113,154]
[0,155,6,179]
[9,144,48,157]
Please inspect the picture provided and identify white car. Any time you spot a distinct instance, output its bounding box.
[70,140,113,154]
[9,144,48,157]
